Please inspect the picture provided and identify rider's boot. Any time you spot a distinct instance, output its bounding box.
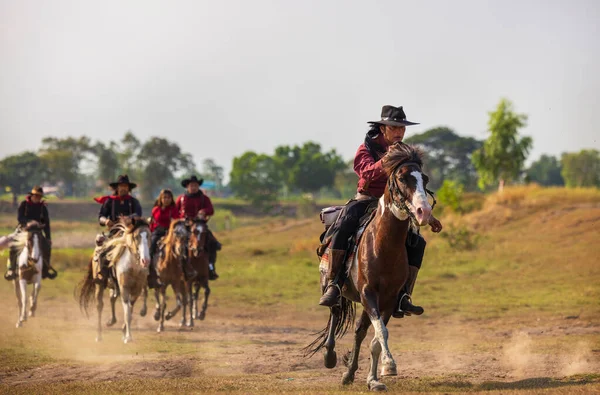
[147,259,161,289]
[393,265,424,318]
[208,261,219,280]
[42,244,57,280]
[92,234,107,283]
[319,249,346,307]
[4,248,18,281]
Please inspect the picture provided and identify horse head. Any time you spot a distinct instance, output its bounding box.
[18,221,44,266]
[122,218,151,268]
[382,143,433,226]
[165,219,189,258]
[188,219,208,258]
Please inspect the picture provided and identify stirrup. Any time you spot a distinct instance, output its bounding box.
[319,282,342,307]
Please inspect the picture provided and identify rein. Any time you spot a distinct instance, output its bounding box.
[387,162,436,227]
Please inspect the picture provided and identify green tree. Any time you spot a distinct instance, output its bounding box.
[117,131,143,181]
[202,158,225,191]
[560,150,600,188]
[437,180,465,213]
[39,136,93,196]
[229,152,280,206]
[0,152,44,207]
[138,137,195,199]
[472,99,532,192]
[525,155,564,186]
[94,141,121,186]
[405,127,482,190]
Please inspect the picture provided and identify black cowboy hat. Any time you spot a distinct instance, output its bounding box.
[109,174,137,190]
[181,175,204,188]
[368,105,420,127]
[28,185,44,197]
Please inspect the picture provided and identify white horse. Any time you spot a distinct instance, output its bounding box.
[11,223,45,328]
[78,219,151,344]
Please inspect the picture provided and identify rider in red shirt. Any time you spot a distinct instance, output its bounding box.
[319,105,443,319]
[147,189,182,288]
[176,175,221,280]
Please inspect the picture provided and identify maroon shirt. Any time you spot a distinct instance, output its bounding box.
[353,133,390,198]
[150,205,180,232]
[176,192,214,219]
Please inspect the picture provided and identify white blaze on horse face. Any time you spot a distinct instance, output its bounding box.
[410,171,432,226]
[139,231,150,268]
[31,234,41,262]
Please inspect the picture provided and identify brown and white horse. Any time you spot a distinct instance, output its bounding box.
[306,143,433,391]
[153,218,189,332]
[11,222,47,328]
[78,218,151,343]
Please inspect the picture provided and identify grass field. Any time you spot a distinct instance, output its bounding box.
[0,186,598,394]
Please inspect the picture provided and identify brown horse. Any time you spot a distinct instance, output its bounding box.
[305,143,433,391]
[186,218,211,325]
[152,218,190,332]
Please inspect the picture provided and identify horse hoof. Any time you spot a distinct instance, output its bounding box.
[165,313,173,321]
[199,312,206,321]
[380,363,397,377]
[106,318,117,327]
[28,311,35,318]
[157,326,163,333]
[368,380,387,392]
[140,307,147,317]
[341,372,355,385]
[324,350,337,369]
[96,336,103,342]
[153,310,161,321]
[16,322,22,328]
[123,337,133,344]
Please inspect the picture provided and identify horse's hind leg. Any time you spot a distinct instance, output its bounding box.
[14,279,23,328]
[165,285,182,321]
[29,280,41,317]
[106,288,118,327]
[139,286,148,317]
[185,282,194,328]
[342,309,371,385]
[153,288,161,322]
[199,282,210,321]
[324,305,341,369]
[95,284,105,342]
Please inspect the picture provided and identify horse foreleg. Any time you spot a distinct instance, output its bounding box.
[362,289,397,379]
[193,281,200,319]
[199,282,210,321]
[29,279,42,317]
[106,288,118,327]
[95,284,105,342]
[139,286,148,317]
[153,287,162,322]
[324,305,340,369]
[14,279,23,328]
[157,286,167,332]
[121,290,133,343]
[342,309,371,385]
[165,284,182,321]
[18,279,28,324]
[367,335,386,391]
[185,281,194,328]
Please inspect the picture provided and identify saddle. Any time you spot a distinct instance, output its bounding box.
[317,200,379,271]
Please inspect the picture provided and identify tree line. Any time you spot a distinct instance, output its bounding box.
[0,98,598,207]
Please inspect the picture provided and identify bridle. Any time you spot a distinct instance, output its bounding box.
[387,162,436,226]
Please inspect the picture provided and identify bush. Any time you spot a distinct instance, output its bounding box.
[440,225,480,251]
[437,180,465,213]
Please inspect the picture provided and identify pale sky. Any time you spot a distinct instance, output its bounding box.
[1,0,598,180]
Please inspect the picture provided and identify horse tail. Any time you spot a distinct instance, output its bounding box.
[76,258,95,317]
[302,297,355,358]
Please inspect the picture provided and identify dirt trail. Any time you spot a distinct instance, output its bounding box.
[1,296,598,393]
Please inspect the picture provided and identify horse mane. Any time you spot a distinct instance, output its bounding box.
[163,218,187,259]
[101,219,150,264]
[9,223,44,257]
[381,142,424,175]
